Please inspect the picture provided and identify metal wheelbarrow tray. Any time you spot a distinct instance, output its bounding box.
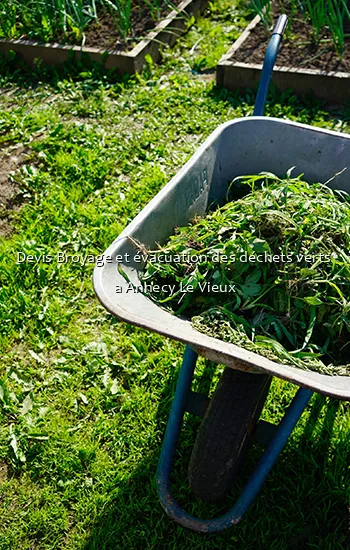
[94,115,350,401]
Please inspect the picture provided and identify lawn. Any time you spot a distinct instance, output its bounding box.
[0,1,349,548]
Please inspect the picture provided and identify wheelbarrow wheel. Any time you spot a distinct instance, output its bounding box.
[188,366,271,501]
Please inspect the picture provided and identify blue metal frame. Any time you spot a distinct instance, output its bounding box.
[155,14,314,533]
[156,346,312,532]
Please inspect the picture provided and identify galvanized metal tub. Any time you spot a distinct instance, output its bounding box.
[93,117,350,400]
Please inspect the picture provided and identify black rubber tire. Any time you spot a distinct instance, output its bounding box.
[188,367,272,501]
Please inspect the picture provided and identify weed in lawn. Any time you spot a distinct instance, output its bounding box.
[181,0,252,72]
[0,145,32,237]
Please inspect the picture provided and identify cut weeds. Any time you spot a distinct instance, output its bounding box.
[141,172,350,376]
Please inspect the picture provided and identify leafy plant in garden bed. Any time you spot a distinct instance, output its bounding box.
[217,0,350,103]
[0,0,184,49]
[249,0,350,61]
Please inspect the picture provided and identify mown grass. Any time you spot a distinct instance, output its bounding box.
[0,2,350,548]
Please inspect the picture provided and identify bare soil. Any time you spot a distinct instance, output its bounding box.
[0,145,30,238]
[0,462,8,484]
[232,7,350,72]
[84,5,176,51]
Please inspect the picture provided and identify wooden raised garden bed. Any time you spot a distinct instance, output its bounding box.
[0,0,207,74]
[217,14,350,104]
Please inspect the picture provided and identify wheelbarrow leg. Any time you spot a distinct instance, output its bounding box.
[156,345,198,489]
[156,345,313,533]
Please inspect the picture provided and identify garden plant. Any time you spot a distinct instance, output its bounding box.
[0,0,180,45]
[250,0,350,56]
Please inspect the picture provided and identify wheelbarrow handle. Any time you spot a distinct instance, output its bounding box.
[253,14,288,117]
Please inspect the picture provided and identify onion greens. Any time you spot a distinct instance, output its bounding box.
[0,0,176,44]
[250,0,350,57]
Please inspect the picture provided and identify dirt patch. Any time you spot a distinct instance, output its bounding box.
[0,462,8,484]
[232,6,350,72]
[83,6,174,52]
[0,145,30,238]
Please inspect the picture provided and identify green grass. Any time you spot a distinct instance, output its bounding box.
[0,3,350,547]
[181,0,252,72]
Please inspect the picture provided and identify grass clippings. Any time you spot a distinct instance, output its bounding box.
[141,172,350,376]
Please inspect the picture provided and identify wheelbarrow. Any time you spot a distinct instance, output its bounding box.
[93,14,350,533]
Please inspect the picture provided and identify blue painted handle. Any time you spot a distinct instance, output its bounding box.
[253,14,288,116]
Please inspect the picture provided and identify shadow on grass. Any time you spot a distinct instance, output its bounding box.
[0,51,137,92]
[286,394,348,550]
[207,81,350,125]
[82,370,349,550]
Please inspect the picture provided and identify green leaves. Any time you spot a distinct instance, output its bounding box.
[19,393,33,416]
[143,173,350,375]
[304,296,324,306]
[300,268,318,279]
[245,269,262,284]
[240,283,261,297]
[9,431,26,464]
[250,0,350,58]
[252,238,270,254]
